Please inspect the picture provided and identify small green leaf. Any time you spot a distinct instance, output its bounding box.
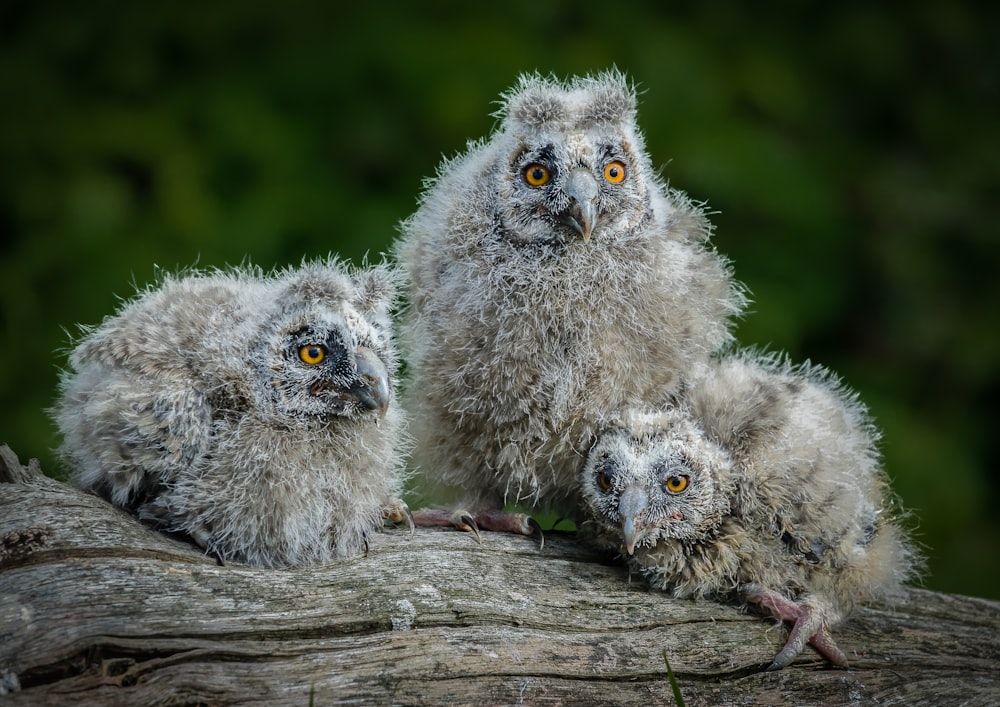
[662,650,686,707]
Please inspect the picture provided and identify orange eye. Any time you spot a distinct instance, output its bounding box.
[664,474,689,494]
[299,344,326,365]
[523,163,551,187]
[603,161,627,183]
[597,470,614,492]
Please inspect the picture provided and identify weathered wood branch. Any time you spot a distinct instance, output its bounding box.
[1,444,998,706]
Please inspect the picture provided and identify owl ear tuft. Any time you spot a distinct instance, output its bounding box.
[576,71,637,127]
[498,71,637,132]
[350,262,399,315]
[277,260,353,308]
[499,73,568,128]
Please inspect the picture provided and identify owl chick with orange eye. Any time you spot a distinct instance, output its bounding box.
[394,71,744,538]
[52,259,411,568]
[580,352,920,671]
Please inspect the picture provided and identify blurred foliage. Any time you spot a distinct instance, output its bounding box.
[1,1,997,599]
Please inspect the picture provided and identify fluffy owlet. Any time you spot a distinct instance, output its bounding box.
[394,71,744,534]
[580,352,920,670]
[51,259,411,568]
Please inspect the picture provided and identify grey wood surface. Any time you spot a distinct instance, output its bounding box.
[2,444,998,706]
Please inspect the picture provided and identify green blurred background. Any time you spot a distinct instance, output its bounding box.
[1,2,997,599]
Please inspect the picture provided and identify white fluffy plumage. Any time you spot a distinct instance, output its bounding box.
[580,351,920,669]
[395,71,745,521]
[52,258,410,568]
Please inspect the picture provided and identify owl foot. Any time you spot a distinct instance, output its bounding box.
[410,508,544,548]
[189,526,225,566]
[472,510,544,550]
[410,507,481,540]
[384,499,415,536]
[742,584,848,671]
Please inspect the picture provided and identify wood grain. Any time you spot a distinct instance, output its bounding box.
[2,444,998,706]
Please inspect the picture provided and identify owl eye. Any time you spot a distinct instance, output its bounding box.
[603,161,627,183]
[298,344,327,365]
[596,468,615,492]
[523,163,551,187]
[664,474,690,494]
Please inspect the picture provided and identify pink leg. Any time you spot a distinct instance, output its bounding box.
[742,584,848,670]
[410,507,543,548]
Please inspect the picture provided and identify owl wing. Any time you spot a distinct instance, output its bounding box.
[117,386,214,478]
[65,369,214,512]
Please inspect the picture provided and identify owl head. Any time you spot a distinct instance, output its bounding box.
[250,261,398,426]
[480,70,657,248]
[582,408,733,553]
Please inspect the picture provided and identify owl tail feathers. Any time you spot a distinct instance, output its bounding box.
[741,584,849,671]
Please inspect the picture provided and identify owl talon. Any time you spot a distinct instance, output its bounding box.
[468,510,544,549]
[766,621,847,671]
[808,624,849,668]
[384,500,416,537]
[456,513,483,542]
[410,507,481,542]
[743,584,848,670]
[409,508,545,546]
[527,516,545,550]
[187,526,225,564]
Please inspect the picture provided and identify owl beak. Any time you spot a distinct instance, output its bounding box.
[618,485,649,556]
[560,169,599,243]
[349,346,390,417]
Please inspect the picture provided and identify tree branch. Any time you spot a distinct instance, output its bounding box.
[1,444,998,705]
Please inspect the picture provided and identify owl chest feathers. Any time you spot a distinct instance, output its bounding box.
[444,237,682,428]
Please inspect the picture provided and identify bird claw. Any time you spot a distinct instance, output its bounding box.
[188,525,225,565]
[384,499,416,537]
[526,516,545,550]
[766,621,847,671]
[455,513,482,542]
[409,507,543,548]
[471,510,544,550]
[410,507,480,542]
[742,584,848,670]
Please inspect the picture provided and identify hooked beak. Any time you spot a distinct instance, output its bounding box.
[559,169,599,243]
[348,346,390,417]
[618,485,649,555]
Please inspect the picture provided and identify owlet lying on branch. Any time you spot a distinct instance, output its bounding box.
[580,351,920,670]
[52,259,411,568]
[394,70,745,536]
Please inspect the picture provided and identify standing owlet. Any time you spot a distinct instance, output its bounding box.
[580,353,920,670]
[52,259,411,568]
[394,71,744,534]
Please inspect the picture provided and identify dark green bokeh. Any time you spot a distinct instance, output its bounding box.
[2,2,997,599]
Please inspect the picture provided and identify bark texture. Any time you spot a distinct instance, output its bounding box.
[1,444,998,706]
